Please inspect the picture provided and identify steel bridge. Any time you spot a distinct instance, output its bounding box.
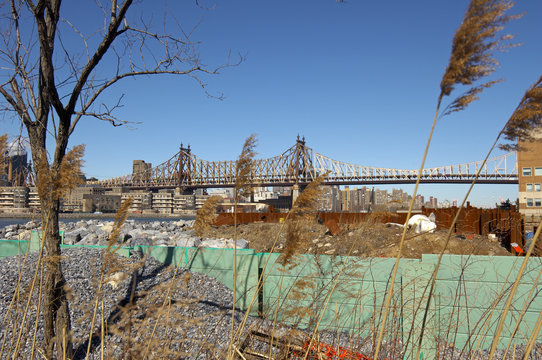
[88,137,518,190]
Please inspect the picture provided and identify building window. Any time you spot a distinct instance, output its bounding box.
[536,167,542,176]
[527,198,534,207]
[527,184,533,192]
[536,184,541,192]
[536,199,542,207]
[523,167,532,176]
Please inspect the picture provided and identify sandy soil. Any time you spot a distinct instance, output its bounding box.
[204,222,512,259]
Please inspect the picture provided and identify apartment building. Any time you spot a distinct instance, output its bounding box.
[28,187,40,210]
[0,186,28,211]
[122,190,152,212]
[152,190,174,214]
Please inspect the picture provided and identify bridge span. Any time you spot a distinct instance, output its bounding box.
[89,137,518,190]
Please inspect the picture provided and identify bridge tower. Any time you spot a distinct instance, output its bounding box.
[177,143,193,194]
[290,135,313,203]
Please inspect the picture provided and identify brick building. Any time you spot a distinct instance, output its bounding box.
[518,129,542,233]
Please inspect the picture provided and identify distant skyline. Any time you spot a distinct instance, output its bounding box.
[2,1,541,207]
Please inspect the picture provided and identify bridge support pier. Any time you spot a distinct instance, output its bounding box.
[291,184,300,205]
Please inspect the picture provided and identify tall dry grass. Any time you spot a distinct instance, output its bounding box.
[4,1,542,359]
[373,1,520,358]
[229,134,258,359]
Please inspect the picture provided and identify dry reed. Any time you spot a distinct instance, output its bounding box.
[279,175,325,267]
[501,74,542,150]
[373,1,519,358]
[413,70,542,359]
[488,220,542,358]
[234,135,258,201]
[2,2,541,358]
[230,134,258,359]
[193,195,223,237]
[0,133,7,177]
[36,144,86,201]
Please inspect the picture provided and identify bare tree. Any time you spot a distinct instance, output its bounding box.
[0,0,237,357]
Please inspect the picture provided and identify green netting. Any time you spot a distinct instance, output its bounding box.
[2,239,542,357]
[0,239,30,257]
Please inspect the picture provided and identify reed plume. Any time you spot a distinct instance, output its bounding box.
[279,175,325,266]
[36,145,86,201]
[374,2,519,359]
[0,134,7,177]
[440,0,518,100]
[500,74,542,150]
[234,134,258,201]
[229,134,257,359]
[109,198,133,246]
[193,195,223,237]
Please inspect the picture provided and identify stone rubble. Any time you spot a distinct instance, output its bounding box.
[0,219,249,250]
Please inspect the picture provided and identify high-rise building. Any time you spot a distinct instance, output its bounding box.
[414,194,424,209]
[132,160,152,183]
[331,186,342,212]
[341,186,352,212]
[1,137,31,186]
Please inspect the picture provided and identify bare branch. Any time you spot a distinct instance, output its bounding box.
[68,66,203,134]
[65,0,133,116]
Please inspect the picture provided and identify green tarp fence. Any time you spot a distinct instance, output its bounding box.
[2,237,542,359]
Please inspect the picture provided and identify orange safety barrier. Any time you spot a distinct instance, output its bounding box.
[290,339,386,360]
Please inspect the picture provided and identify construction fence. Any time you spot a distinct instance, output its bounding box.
[1,234,541,359]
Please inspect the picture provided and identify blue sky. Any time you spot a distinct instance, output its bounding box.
[2,0,541,207]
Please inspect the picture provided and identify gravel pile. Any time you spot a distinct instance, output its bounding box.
[0,247,258,359]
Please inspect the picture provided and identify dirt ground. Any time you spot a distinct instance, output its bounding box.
[204,221,512,259]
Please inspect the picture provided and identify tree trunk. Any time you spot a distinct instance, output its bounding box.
[27,122,74,359]
[42,199,74,359]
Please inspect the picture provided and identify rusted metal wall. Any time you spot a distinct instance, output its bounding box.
[214,205,524,249]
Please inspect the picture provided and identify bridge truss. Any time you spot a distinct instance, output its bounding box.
[90,137,518,190]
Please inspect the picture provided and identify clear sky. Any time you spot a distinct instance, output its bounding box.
[2,1,541,207]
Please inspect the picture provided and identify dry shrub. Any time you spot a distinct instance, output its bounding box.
[193,195,223,237]
[36,144,86,201]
